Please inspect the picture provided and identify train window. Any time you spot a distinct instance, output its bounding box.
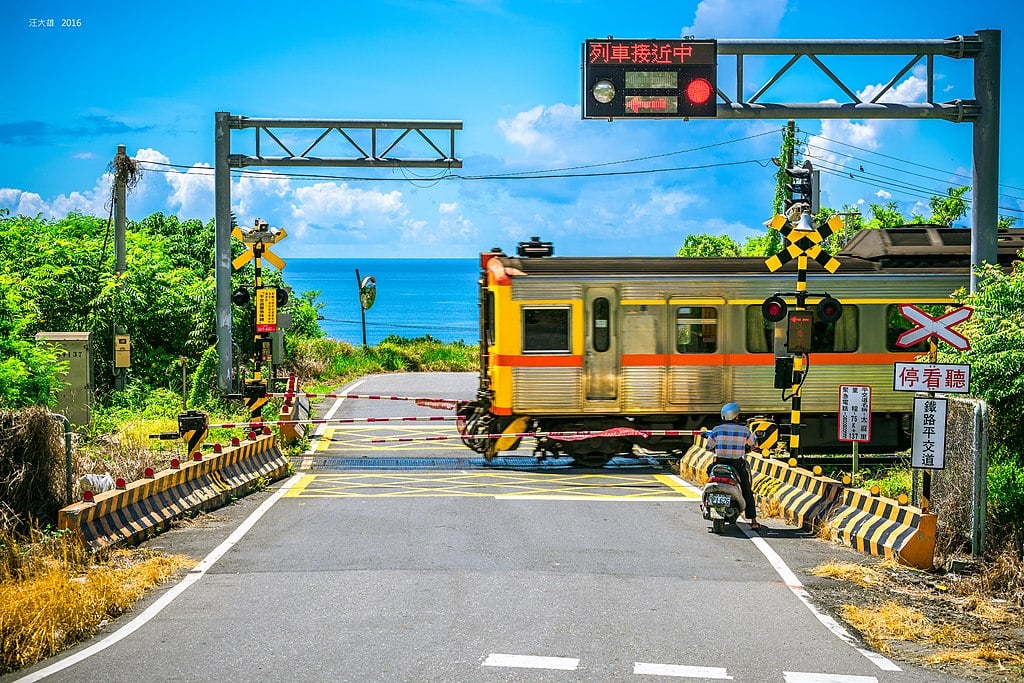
[676,307,717,353]
[522,307,571,353]
[485,291,495,346]
[745,305,859,353]
[592,297,610,352]
[886,304,948,351]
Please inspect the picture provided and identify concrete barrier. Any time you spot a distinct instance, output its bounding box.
[828,488,937,569]
[679,438,844,530]
[58,433,289,550]
[678,440,936,569]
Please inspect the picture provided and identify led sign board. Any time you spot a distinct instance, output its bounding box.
[582,39,718,119]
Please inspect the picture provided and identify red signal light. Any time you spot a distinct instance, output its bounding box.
[761,296,788,323]
[685,77,713,105]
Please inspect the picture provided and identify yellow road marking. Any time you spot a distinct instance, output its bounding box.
[654,474,700,496]
[283,472,700,500]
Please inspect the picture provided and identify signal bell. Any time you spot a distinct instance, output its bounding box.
[761,296,788,323]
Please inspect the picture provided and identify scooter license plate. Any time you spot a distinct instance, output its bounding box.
[709,493,732,506]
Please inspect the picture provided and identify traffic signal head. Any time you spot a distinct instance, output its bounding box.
[761,296,788,323]
[231,288,251,306]
[817,296,843,323]
[275,287,289,307]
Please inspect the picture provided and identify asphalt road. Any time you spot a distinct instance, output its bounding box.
[7,373,974,683]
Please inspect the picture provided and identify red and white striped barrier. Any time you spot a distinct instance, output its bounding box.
[204,415,457,430]
[370,427,700,444]
[267,392,460,411]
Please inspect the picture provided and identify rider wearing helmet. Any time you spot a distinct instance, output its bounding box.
[705,402,760,530]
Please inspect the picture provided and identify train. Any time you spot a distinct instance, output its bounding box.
[457,226,1023,465]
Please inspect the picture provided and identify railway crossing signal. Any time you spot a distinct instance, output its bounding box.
[232,218,288,421]
[764,213,842,274]
[761,211,845,460]
[896,304,973,350]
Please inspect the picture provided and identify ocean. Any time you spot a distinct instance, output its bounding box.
[282,258,481,346]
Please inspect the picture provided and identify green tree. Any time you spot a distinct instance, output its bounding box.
[676,234,741,257]
[928,186,970,226]
[940,260,1024,544]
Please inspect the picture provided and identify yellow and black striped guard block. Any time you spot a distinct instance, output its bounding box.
[58,434,289,550]
[679,440,844,529]
[828,488,936,570]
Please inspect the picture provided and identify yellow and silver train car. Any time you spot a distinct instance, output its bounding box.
[458,228,1022,465]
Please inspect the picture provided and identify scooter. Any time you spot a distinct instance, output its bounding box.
[701,461,746,534]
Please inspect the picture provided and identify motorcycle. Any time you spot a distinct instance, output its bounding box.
[701,461,746,534]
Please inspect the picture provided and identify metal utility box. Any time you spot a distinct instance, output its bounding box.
[35,332,93,426]
[114,334,131,368]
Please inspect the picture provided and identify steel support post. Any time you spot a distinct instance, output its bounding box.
[215,112,234,392]
[971,29,1000,293]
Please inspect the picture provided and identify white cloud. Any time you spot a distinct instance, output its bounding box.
[496,103,580,155]
[876,189,892,199]
[682,0,787,38]
[288,182,406,239]
[164,163,214,218]
[72,152,96,159]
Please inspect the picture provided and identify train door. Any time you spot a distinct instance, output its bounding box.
[584,287,619,405]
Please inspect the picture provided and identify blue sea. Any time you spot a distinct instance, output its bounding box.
[282,258,481,346]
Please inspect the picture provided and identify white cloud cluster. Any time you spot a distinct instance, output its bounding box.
[496,103,580,156]
[682,0,788,38]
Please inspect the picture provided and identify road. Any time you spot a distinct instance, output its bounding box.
[7,373,972,682]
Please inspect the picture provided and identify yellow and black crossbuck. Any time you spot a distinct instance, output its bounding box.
[764,214,843,274]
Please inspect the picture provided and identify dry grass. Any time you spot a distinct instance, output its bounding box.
[949,543,1024,608]
[0,528,193,674]
[809,559,887,589]
[811,558,1024,679]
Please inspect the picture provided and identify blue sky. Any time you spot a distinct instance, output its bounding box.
[1,0,1018,258]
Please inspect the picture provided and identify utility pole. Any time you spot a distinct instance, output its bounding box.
[113,145,128,391]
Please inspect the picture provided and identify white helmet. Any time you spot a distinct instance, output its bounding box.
[721,402,741,421]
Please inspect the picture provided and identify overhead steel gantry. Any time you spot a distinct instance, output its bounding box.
[711,31,1000,292]
[214,114,462,390]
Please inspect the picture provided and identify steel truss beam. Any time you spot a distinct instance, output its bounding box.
[708,32,999,297]
[215,114,462,390]
[712,36,983,121]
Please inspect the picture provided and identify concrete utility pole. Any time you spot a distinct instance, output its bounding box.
[113,144,128,392]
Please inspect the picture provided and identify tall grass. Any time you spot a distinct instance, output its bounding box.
[287,334,478,386]
[0,527,192,673]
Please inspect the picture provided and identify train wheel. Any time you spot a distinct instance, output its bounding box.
[571,452,612,467]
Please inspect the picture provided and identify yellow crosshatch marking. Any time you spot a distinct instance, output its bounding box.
[284,472,699,500]
[317,424,466,453]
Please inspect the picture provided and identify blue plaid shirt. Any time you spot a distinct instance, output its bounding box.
[706,422,755,459]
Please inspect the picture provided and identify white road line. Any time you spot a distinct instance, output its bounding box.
[742,527,900,672]
[634,662,732,678]
[13,473,306,683]
[784,672,879,683]
[482,653,580,670]
[299,378,366,469]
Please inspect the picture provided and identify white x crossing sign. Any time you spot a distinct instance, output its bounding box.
[895,304,973,351]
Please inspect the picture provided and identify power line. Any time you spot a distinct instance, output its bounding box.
[799,127,1024,195]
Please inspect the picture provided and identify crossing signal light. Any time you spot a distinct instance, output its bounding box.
[762,296,788,323]
[275,287,289,307]
[231,287,251,306]
[817,295,843,323]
